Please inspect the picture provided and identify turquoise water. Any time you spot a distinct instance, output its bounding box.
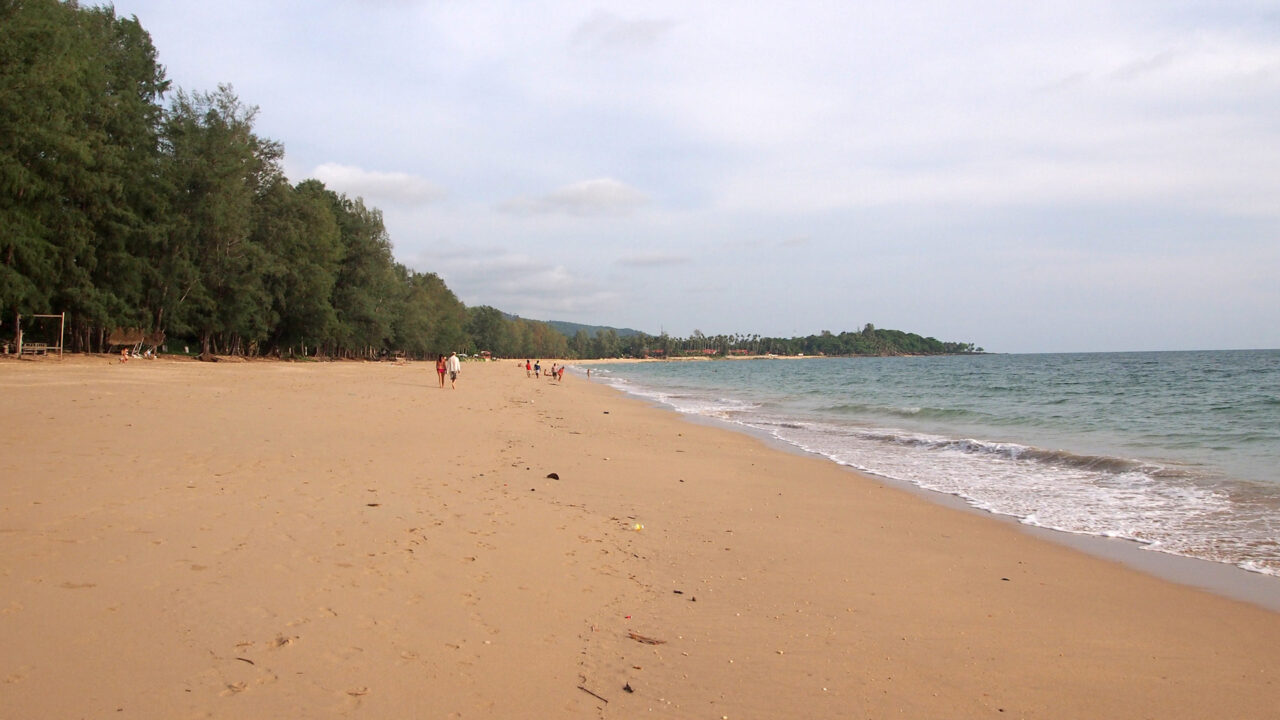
[590,351,1280,576]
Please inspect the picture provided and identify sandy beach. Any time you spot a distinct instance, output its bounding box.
[2,356,1278,719]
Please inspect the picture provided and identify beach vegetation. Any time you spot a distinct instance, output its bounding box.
[0,1,557,360]
[551,326,978,359]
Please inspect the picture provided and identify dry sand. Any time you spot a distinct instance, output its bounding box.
[2,356,1278,719]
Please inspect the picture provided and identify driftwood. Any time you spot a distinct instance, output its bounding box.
[627,631,666,645]
[577,685,609,703]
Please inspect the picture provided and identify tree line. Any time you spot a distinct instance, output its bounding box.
[556,324,980,360]
[2,1,511,359]
[2,1,980,362]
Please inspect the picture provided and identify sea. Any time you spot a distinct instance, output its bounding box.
[587,350,1280,578]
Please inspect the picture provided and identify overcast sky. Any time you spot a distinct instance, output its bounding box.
[106,0,1280,353]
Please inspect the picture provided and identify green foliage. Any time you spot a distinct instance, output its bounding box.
[254,178,341,351]
[393,267,467,357]
[545,319,642,340]
[465,306,510,356]
[570,329,591,357]
[1,0,169,348]
[552,324,977,359]
[326,194,397,356]
[160,85,281,355]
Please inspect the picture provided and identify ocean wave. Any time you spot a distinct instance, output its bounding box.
[805,427,1164,478]
[612,382,761,418]
[819,402,981,422]
[750,418,1278,576]
[939,439,1159,476]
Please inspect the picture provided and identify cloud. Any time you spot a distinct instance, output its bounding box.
[413,243,621,319]
[312,163,443,206]
[1108,49,1181,82]
[571,10,677,54]
[499,178,648,217]
[617,252,691,268]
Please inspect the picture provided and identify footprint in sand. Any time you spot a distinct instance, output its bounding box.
[337,686,371,713]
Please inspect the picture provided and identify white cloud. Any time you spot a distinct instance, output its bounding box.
[312,163,444,207]
[499,178,647,217]
[570,10,678,54]
[414,243,621,319]
[617,252,691,267]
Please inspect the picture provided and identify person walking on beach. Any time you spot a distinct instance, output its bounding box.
[435,354,447,388]
[534,360,541,378]
[526,359,532,378]
[446,351,461,389]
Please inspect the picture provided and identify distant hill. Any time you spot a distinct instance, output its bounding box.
[498,315,644,340]
[546,320,645,339]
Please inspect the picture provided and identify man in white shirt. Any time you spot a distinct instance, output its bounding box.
[446,352,461,389]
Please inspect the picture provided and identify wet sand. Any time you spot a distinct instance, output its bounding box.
[2,356,1278,718]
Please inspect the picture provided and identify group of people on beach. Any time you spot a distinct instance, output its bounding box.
[434,352,461,388]
[524,359,564,381]
[118,347,155,363]
[427,353,569,390]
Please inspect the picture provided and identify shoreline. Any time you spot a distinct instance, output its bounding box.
[580,360,1280,612]
[636,390,1280,612]
[3,357,1278,718]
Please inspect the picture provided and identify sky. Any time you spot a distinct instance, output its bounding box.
[104,0,1280,353]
